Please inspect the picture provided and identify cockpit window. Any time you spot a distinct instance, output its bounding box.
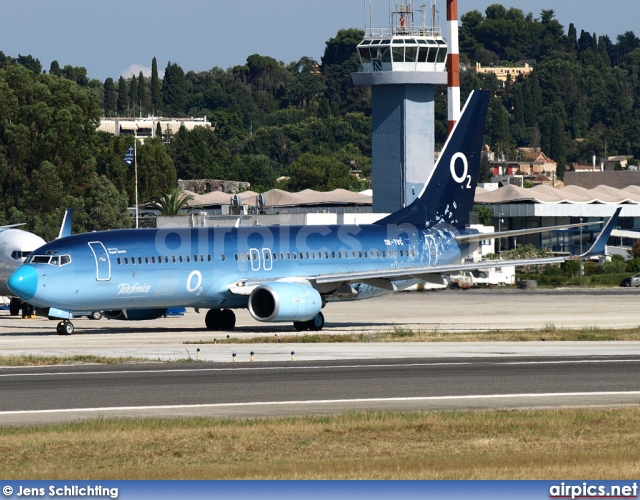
[25,254,71,266]
[11,250,31,260]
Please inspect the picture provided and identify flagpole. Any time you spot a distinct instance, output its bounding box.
[134,137,138,229]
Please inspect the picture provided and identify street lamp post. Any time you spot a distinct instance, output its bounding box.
[498,212,504,258]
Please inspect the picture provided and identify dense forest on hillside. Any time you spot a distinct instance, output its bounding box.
[3,5,640,238]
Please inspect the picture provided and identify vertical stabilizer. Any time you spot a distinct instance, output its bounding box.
[375,90,489,228]
[57,208,73,239]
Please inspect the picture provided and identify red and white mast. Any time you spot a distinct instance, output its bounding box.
[446,0,460,133]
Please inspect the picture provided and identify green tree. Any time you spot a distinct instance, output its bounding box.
[137,137,177,203]
[162,62,188,117]
[151,57,162,115]
[49,60,62,77]
[321,28,370,114]
[84,174,131,231]
[129,74,138,115]
[117,76,128,115]
[103,78,117,116]
[150,187,194,215]
[283,153,360,191]
[16,54,42,74]
[138,71,147,114]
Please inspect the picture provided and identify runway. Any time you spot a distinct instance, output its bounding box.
[1,288,639,425]
[1,356,640,426]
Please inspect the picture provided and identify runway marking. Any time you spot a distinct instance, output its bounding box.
[1,391,640,416]
[1,358,640,378]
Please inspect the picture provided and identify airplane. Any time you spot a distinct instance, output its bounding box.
[0,209,74,317]
[8,90,619,335]
[0,227,46,316]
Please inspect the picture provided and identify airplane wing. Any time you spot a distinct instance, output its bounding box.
[0,223,26,229]
[456,220,602,244]
[311,208,621,287]
[231,208,621,293]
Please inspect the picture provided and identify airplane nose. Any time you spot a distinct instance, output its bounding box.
[8,266,38,300]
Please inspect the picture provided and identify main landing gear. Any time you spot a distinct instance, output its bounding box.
[293,312,325,332]
[205,308,237,331]
[56,320,74,336]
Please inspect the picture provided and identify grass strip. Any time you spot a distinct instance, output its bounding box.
[186,324,640,344]
[1,408,639,479]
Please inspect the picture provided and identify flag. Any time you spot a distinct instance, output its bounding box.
[124,145,134,166]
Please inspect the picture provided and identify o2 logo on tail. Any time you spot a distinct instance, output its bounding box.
[450,153,471,188]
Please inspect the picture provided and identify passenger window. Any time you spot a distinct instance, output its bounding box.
[186,255,191,263]
[299,253,304,260]
[272,252,277,260]
[208,255,212,262]
[221,254,226,262]
[293,253,297,260]
[117,257,121,265]
[338,251,342,258]
[145,257,149,264]
[332,252,336,259]
[138,257,143,264]
[280,252,285,260]
[241,254,245,262]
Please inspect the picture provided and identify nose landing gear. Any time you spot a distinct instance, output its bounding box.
[56,320,74,335]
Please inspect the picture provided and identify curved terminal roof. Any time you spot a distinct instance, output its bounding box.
[180,188,373,209]
[475,184,640,205]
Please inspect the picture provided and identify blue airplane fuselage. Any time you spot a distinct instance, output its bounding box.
[14,223,466,312]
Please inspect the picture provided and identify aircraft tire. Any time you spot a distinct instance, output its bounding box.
[293,321,307,331]
[57,321,73,335]
[205,309,222,330]
[22,303,34,318]
[220,309,236,330]
[9,298,21,316]
[89,311,102,320]
[308,312,325,332]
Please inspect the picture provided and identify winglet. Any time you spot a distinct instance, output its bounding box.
[57,208,73,239]
[575,208,621,259]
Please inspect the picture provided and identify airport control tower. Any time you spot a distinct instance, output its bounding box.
[352,1,448,213]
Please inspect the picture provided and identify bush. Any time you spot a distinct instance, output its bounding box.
[627,257,640,273]
[601,254,627,274]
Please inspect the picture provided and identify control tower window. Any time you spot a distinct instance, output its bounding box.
[392,46,404,62]
[380,46,391,63]
[436,43,447,63]
[405,45,417,63]
[427,42,437,63]
[358,48,371,63]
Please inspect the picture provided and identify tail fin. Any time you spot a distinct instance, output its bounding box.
[575,207,621,259]
[376,90,490,228]
[57,208,73,239]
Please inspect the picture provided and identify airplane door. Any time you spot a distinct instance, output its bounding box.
[249,248,260,272]
[262,248,272,271]
[88,241,111,281]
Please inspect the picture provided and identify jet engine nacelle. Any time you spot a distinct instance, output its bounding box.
[248,282,322,322]
[103,309,168,321]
